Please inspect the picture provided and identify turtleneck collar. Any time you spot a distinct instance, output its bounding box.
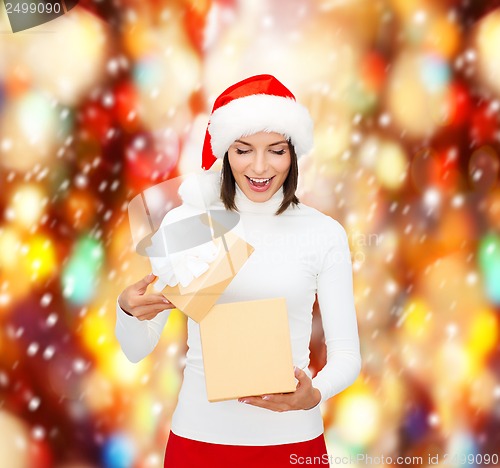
[234,182,284,214]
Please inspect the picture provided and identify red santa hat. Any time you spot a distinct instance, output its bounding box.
[201,74,314,170]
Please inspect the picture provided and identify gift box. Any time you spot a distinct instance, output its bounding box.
[127,178,184,257]
[160,229,254,323]
[127,176,294,402]
[200,297,297,402]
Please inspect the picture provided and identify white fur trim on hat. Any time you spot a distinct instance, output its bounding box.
[208,94,314,159]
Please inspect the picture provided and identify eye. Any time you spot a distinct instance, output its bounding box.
[235,148,251,155]
[270,149,287,155]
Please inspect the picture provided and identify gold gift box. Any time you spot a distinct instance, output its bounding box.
[161,230,254,323]
[200,297,297,402]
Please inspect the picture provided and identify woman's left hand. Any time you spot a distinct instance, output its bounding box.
[238,367,321,412]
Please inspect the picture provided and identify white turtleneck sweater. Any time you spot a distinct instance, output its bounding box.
[115,173,361,445]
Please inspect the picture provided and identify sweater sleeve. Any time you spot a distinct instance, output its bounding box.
[115,300,171,363]
[311,218,362,404]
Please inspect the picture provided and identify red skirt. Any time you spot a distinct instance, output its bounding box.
[163,430,329,468]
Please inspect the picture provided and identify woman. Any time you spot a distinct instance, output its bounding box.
[116,75,361,467]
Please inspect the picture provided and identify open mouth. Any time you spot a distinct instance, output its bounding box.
[245,176,275,188]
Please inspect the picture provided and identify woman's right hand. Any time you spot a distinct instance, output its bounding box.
[118,273,175,321]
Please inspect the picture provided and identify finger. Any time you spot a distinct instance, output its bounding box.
[136,293,172,307]
[135,273,157,294]
[248,394,281,405]
[138,312,162,321]
[238,396,290,412]
[239,393,293,405]
[128,292,170,308]
[294,366,310,385]
[133,303,174,319]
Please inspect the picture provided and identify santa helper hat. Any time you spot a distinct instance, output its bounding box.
[201,74,314,170]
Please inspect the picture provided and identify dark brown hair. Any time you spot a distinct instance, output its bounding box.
[220,140,300,215]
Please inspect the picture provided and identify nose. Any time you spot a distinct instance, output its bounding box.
[251,150,268,175]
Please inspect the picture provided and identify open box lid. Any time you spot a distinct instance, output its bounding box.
[126,173,254,321]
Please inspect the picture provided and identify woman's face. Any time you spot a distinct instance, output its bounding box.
[227,131,291,203]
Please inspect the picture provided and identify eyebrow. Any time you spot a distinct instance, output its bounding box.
[234,139,288,146]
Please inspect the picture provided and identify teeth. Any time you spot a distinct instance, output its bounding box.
[249,177,271,183]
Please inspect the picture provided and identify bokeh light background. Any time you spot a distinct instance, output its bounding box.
[1,0,500,466]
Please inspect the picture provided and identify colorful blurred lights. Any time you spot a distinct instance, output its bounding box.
[23,234,57,281]
[428,15,461,58]
[0,411,30,468]
[81,308,116,356]
[102,348,151,387]
[17,92,58,144]
[477,233,500,304]
[133,57,163,91]
[62,236,104,305]
[420,54,451,93]
[402,298,432,340]
[476,9,500,97]
[0,226,21,269]
[447,430,478,467]
[0,92,60,171]
[438,342,474,387]
[336,385,380,446]
[466,308,498,362]
[102,433,136,468]
[468,145,499,193]
[9,184,46,228]
[374,140,408,190]
[158,364,182,399]
[387,50,450,136]
[423,187,441,210]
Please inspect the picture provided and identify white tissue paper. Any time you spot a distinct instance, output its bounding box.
[147,239,221,291]
[144,171,223,291]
